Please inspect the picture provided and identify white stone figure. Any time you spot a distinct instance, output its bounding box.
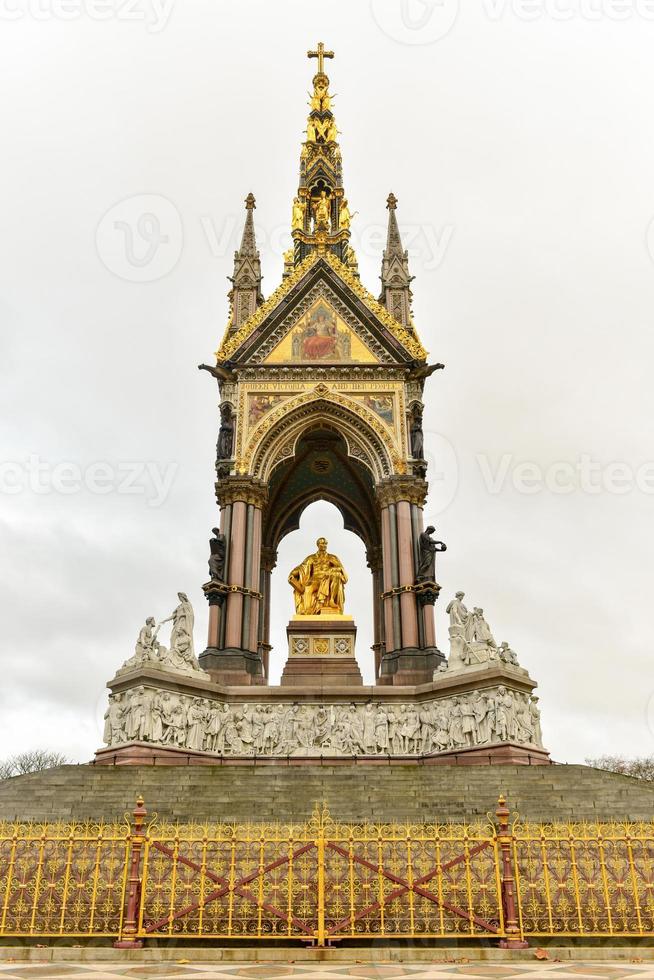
[119,617,161,673]
[460,696,478,747]
[446,592,469,629]
[493,686,518,742]
[498,641,520,667]
[224,710,243,753]
[212,704,230,753]
[123,687,142,741]
[119,601,207,679]
[472,691,492,745]
[529,696,543,746]
[186,699,206,752]
[432,705,450,752]
[448,698,464,748]
[262,706,280,754]
[362,703,376,754]
[375,704,389,753]
[419,704,435,754]
[403,706,420,754]
[159,593,202,674]
[464,608,496,648]
[104,693,124,745]
[140,689,156,742]
[168,694,188,746]
[516,694,534,743]
[150,692,165,743]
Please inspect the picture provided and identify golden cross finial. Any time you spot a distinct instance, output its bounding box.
[307,42,334,75]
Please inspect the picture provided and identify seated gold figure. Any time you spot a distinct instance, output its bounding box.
[288,537,347,615]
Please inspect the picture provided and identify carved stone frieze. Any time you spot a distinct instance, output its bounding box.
[103,684,543,757]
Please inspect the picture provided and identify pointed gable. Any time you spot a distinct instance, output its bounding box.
[264,297,378,364]
[215,252,427,365]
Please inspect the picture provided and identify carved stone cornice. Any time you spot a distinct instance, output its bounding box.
[375,476,428,509]
[215,476,269,509]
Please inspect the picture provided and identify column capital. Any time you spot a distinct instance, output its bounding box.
[215,476,269,509]
[375,476,428,509]
[366,545,383,572]
[260,545,278,572]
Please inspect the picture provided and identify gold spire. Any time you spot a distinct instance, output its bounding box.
[285,44,358,275]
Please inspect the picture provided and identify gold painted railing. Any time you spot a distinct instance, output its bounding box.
[0,797,652,947]
[513,819,654,936]
[0,818,130,937]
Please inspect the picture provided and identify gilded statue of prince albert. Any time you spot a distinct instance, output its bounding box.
[288,537,347,615]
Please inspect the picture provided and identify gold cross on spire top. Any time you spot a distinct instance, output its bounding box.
[307,42,334,75]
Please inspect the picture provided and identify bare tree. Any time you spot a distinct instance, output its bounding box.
[0,750,68,779]
[586,755,654,781]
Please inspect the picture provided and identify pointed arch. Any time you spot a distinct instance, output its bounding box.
[244,389,398,483]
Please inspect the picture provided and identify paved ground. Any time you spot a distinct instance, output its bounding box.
[0,962,652,980]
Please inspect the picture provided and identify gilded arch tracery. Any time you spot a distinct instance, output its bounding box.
[244,389,397,483]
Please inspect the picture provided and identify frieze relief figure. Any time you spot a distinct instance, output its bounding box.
[104,687,543,756]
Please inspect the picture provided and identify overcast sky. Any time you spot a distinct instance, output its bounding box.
[1,0,653,767]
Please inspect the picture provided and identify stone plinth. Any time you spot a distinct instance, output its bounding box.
[98,656,548,765]
[280,614,362,687]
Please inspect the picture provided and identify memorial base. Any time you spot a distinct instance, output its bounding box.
[281,614,362,687]
[378,646,446,686]
[94,740,551,767]
[199,647,264,686]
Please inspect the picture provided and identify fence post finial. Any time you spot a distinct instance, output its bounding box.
[114,795,147,948]
[496,794,528,950]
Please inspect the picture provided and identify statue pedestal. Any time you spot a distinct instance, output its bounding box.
[280,615,363,687]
